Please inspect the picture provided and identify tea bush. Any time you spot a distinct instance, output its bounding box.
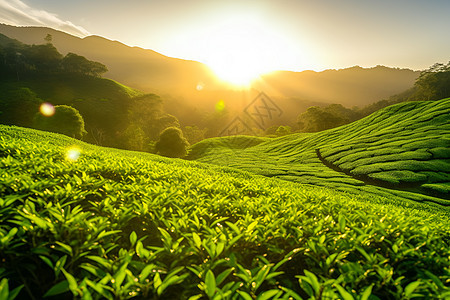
[1,125,449,299]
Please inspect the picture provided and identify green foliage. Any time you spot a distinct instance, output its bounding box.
[0,33,156,150]
[121,124,147,151]
[155,127,189,158]
[183,125,207,145]
[25,43,63,72]
[189,98,450,208]
[61,52,108,77]
[275,125,292,136]
[122,94,181,150]
[34,105,87,139]
[1,125,449,299]
[0,87,42,127]
[358,61,450,117]
[297,104,358,132]
[415,61,450,101]
[0,34,107,78]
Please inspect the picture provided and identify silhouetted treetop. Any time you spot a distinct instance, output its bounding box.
[62,52,108,77]
[155,127,189,158]
[34,105,86,139]
[415,61,450,101]
[0,34,108,78]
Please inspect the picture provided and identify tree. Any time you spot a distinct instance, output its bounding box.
[122,124,147,151]
[155,127,189,158]
[44,34,53,44]
[126,94,181,145]
[0,87,42,127]
[61,53,108,77]
[155,114,180,137]
[297,106,347,132]
[183,125,206,144]
[414,61,450,101]
[25,44,62,72]
[275,125,292,136]
[34,105,86,139]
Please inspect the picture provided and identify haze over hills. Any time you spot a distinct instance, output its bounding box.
[256,66,419,107]
[0,24,218,96]
[0,24,419,116]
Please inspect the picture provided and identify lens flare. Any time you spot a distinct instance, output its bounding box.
[215,100,225,112]
[196,82,205,91]
[39,102,55,117]
[65,146,81,162]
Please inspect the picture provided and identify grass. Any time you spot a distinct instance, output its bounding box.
[1,124,449,299]
[188,98,450,207]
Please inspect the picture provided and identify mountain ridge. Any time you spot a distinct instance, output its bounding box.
[0,23,421,131]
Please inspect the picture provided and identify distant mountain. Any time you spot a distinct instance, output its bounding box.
[0,23,218,96]
[255,66,420,107]
[0,24,420,125]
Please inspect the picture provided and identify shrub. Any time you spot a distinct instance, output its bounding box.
[155,126,189,158]
[34,105,86,139]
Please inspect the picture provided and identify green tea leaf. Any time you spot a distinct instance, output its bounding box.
[216,268,233,286]
[55,242,73,256]
[0,278,9,300]
[360,284,373,300]
[129,231,137,246]
[257,289,281,300]
[205,270,216,298]
[61,268,78,295]
[236,290,253,300]
[304,270,320,295]
[334,284,354,300]
[192,232,202,249]
[43,280,70,298]
[404,281,421,297]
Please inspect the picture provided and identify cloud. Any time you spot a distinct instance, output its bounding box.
[0,0,89,37]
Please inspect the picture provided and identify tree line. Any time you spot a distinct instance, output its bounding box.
[0,34,107,80]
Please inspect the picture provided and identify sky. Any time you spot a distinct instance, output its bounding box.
[1,0,450,80]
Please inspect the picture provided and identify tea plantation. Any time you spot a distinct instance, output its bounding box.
[1,98,450,298]
[188,98,450,211]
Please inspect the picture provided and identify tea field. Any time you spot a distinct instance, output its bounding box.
[1,117,450,298]
[188,98,450,211]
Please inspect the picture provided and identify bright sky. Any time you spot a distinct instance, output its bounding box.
[1,0,450,84]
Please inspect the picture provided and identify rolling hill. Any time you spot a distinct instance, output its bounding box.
[0,123,449,299]
[188,98,450,209]
[0,71,143,146]
[0,33,181,150]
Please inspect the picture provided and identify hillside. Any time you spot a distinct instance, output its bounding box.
[256,66,419,107]
[0,24,219,96]
[0,33,183,151]
[0,24,420,124]
[0,72,142,145]
[1,124,449,299]
[188,98,450,208]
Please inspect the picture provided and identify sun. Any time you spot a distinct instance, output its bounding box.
[202,19,286,87]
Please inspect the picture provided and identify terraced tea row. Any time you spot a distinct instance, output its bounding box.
[188,98,450,208]
[319,99,450,199]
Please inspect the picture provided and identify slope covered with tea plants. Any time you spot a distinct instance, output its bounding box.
[1,125,449,299]
[188,98,450,209]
